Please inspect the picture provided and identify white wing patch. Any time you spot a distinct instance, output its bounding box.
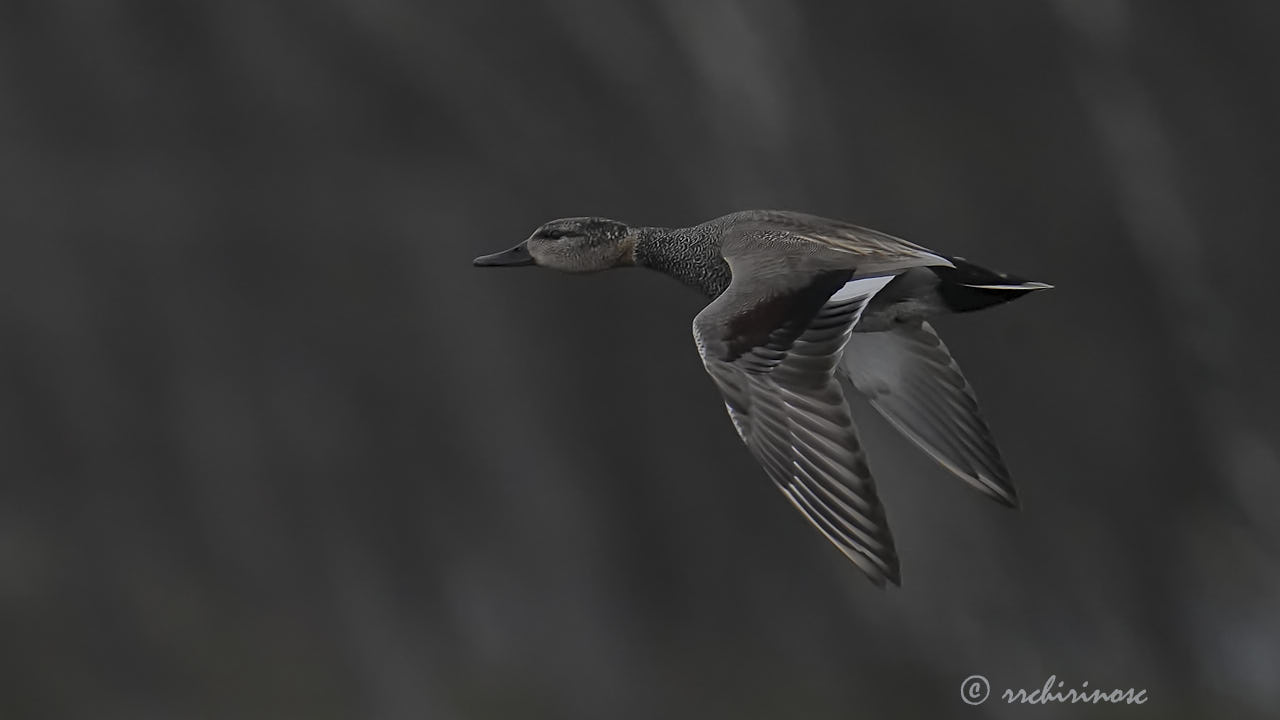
[829,274,895,304]
[830,275,896,332]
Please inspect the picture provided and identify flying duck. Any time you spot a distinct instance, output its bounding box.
[474,210,1050,586]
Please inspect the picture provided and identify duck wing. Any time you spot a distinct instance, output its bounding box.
[692,218,947,582]
[694,271,899,584]
[842,321,1018,506]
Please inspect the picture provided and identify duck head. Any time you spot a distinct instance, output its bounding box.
[474,217,634,272]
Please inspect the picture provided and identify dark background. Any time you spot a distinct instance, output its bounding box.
[3,1,1279,718]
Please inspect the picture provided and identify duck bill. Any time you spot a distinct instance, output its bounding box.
[473,241,535,267]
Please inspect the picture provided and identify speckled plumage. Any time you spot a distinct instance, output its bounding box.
[631,221,733,298]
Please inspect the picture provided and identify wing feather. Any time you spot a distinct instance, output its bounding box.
[695,272,903,585]
[842,322,1018,506]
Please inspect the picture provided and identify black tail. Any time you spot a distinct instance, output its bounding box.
[932,257,1052,313]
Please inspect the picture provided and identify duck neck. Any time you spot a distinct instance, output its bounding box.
[631,225,731,299]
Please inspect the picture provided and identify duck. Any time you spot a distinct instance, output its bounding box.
[473,210,1051,587]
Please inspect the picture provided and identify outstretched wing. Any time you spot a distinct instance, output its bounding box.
[842,321,1018,506]
[694,269,903,585]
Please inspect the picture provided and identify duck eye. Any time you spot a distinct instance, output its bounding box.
[540,228,579,241]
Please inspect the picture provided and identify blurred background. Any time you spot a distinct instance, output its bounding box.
[2,1,1279,718]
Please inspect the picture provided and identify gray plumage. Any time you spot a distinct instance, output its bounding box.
[474,209,1051,587]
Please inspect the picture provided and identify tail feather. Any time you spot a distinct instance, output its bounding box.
[932,257,1051,313]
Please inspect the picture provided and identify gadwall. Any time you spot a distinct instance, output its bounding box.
[474,210,1050,586]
